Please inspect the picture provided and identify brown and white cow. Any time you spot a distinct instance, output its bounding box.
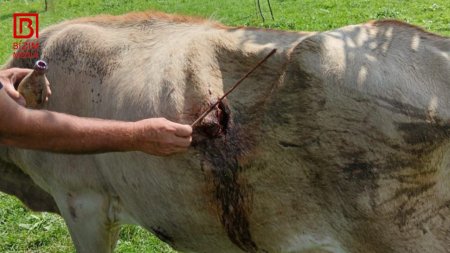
[1,11,449,253]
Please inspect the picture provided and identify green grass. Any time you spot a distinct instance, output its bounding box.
[0,0,449,252]
[0,192,177,252]
[0,193,73,252]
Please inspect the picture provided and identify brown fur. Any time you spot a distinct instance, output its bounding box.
[70,10,228,29]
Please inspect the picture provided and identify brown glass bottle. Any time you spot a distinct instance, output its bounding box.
[17,60,48,109]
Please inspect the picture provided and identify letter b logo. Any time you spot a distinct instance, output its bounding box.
[13,13,39,39]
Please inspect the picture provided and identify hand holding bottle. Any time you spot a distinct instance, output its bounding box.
[17,60,51,109]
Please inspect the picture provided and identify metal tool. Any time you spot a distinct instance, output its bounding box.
[191,48,277,127]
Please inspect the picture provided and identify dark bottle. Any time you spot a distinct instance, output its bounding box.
[17,60,48,109]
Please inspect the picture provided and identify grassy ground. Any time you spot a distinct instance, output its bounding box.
[0,0,449,252]
[0,192,176,253]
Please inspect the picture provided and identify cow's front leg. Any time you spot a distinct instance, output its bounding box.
[53,191,121,253]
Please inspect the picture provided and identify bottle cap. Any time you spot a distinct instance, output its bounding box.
[34,60,48,73]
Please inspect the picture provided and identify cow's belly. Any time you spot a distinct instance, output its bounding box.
[95,151,243,252]
[10,147,352,253]
[11,143,450,253]
[96,153,348,253]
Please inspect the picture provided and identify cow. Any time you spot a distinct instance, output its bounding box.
[1,11,449,253]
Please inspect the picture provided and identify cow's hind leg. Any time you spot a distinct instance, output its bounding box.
[53,191,121,253]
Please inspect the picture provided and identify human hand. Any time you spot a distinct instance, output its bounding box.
[0,68,51,106]
[134,118,192,156]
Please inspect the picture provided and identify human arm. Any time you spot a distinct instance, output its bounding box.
[0,69,192,155]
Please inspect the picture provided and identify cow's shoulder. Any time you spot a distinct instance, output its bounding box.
[284,20,450,161]
[290,20,449,110]
[292,20,449,76]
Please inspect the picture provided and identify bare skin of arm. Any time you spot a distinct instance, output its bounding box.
[0,68,192,155]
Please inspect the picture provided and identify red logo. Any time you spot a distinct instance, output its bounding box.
[13,13,39,39]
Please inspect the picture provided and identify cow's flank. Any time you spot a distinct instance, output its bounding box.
[1,11,449,253]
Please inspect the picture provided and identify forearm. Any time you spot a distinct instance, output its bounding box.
[0,86,191,155]
[0,106,138,154]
